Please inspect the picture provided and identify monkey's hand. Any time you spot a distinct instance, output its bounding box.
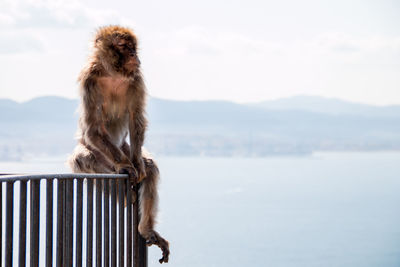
[132,157,147,183]
[117,163,138,186]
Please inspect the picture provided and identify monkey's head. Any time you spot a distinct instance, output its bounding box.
[94,25,140,76]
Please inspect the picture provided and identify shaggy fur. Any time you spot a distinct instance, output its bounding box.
[68,25,169,263]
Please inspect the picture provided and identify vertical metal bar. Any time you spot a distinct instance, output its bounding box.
[68,179,74,265]
[0,182,2,267]
[104,179,110,267]
[5,182,13,267]
[133,183,139,266]
[111,179,117,267]
[30,179,40,267]
[87,179,94,267]
[56,179,64,267]
[96,179,102,267]
[76,179,83,267]
[138,234,148,267]
[62,180,66,267]
[45,179,53,267]
[64,179,74,266]
[133,183,140,266]
[19,181,28,267]
[119,179,125,267]
[133,183,148,267]
[126,180,132,267]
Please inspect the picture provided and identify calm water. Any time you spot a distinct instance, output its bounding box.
[1,152,399,266]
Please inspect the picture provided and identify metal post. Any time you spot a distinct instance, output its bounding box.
[111,179,117,267]
[45,179,53,267]
[87,179,94,267]
[96,179,103,267]
[56,179,64,267]
[30,180,40,267]
[0,182,2,267]
[76,179,83,267]
[64,179,74,266]
[104,179,110,267]
[19,181,28,267]
[5,182,14,267]
[0,173,148,267]
[119,179,125,267]
[127,180,133,267]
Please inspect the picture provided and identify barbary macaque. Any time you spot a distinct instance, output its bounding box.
[68,25,169,263]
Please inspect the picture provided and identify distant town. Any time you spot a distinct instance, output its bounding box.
[0,95,399,160]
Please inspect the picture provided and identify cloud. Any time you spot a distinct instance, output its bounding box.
[0,32,44,54]
[310,32,400,56]
[140,25,400,105]
[224,187,243,195]
[313,33,362,53]
[0,0,124,29]
[149,26,400,63]
[0,0,136,55]
[149,26,279,58]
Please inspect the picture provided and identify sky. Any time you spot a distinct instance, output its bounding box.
[0,0,399,105]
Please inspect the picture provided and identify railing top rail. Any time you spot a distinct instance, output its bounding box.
[0,173,129,182]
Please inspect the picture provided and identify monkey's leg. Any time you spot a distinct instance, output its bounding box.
[138,157,170,264]
[69,143,115,173]
[121,142,131,159]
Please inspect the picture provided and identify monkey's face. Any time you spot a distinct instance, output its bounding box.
[112,37,140,75]
[95,26,141,76]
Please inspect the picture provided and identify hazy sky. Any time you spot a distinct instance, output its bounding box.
[0,0,399,105]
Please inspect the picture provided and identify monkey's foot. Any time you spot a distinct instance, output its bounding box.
[144,231,170,264]
[118,166,138,189]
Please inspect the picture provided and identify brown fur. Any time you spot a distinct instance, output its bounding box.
[68,25,169,263]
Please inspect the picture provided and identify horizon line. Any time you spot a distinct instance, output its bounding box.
[1,94,399,107]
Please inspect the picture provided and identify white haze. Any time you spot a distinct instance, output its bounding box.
[0,0,399,105]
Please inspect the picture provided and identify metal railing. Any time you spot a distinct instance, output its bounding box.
[0,173,147,267]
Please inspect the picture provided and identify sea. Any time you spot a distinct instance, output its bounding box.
[0,152,399,267]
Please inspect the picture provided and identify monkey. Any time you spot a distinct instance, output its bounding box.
[68,25,169,263]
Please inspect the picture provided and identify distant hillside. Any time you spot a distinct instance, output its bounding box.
[250,95,400,117]
[0,95,399,159]
[0,96,79,123]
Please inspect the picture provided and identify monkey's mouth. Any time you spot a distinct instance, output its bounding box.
[126,60,139,69]
[126,56,139,64]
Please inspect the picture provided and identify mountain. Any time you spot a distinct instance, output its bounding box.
[250,95,400,117]
[0,95,399,159]
[0,96,79,122]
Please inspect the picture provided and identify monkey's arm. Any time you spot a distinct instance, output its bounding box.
[85,127,132,170]
[121,141,131,158]
[129,109,147,181]
[81,75,134,172]
[127,75,148,181]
